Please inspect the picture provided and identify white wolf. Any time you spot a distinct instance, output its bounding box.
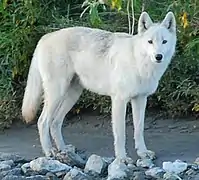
[22,12,176,161]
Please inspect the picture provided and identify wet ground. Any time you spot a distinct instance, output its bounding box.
[0,114,199,166]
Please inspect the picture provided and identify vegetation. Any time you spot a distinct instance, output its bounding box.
[0,0,198,128]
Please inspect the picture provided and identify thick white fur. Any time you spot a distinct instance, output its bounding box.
[22,12,176,159]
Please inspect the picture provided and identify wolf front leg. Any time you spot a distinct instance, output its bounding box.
[111,96,127,160]
[131,96,155,160]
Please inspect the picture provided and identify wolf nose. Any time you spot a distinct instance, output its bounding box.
[155,54,163,62]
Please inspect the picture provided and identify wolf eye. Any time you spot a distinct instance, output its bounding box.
[148,40,153,44]
[162,40,167,44]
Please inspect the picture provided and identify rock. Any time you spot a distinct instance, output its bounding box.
[190,173,199,180]
[56,151,86,168]
[107,159,129,180]
[0,160,14,167]
[21,163,30,174]
[84,154,107,174]
[64,167,91,180]
[0,152,25,163]
[185,168,196,176]
[133,171,146,180]
[46,172,61,179]
[55,171,67,178]
[163,172,181,180]
[0,168,21,177]
[145,167,164,178]
[194,157,199,165]
[3,175,47,180]
[136,158,155,168]
[30,157,71,173]
[191,164,198,170]
[76,150,88,161]
[21,163,40,176]
[26,175,48,180]
[187,163,198,170]
[2,175,26,180]
[0,164,11,171]
[162,160,187,174]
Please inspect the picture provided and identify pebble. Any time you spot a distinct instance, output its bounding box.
[0,164,11,171]
[185,168,196,176]
[0,168,21,178]
[133,171,146,180]
[84,154,107,174]
[64,167,91,180]
[0,160,14,167]
[145,167,164,178]
[194,157,199,165]
[162,160,187,174]
[107,159,128,180]
[163,172,182,180]
[1,150,199,180]
[136,158,155,168]
[2,175,26,180]
[30,157,71,173]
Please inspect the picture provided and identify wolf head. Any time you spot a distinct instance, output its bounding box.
[138,12,176,64]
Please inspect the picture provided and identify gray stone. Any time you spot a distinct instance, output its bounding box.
[3,175,46,180]
[0,164,11,171]
[186,168,195,175]
[0,160,14,167]
[107,159,129,180]
[194,157,199,165]
[21,163,30,174]
[56,151,86,168]
[26,175,48,180]
[55,171,67,178]
[2,175,26,180]
[84,154,107,174]
[136,158,155,168]
[133,171,146,180]
[187,163,198,170]
[162,160,187,174]
[64,167,91,180]
[145,167,164,178]
[30,157,71,173]
[190,173,199,180]
[21,163,40,176]
[46,172,60,179]
[0,168,21,178]
[163,172,181,180]
[76,150,88,161]
[2,175,47,180]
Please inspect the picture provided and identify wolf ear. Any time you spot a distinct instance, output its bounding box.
[138,12,153,34]
[161,12,176,33]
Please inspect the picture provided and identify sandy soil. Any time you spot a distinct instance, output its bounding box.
[0,114,199,166]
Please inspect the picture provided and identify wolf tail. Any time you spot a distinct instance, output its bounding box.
[22,51,42,124]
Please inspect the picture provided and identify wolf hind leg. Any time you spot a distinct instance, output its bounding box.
[50,77,83,152]
[38,71,74,157]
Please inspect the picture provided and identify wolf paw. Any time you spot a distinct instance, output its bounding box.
[120,157,134,165]
[45,147,57,157]
[137,150,156,160]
